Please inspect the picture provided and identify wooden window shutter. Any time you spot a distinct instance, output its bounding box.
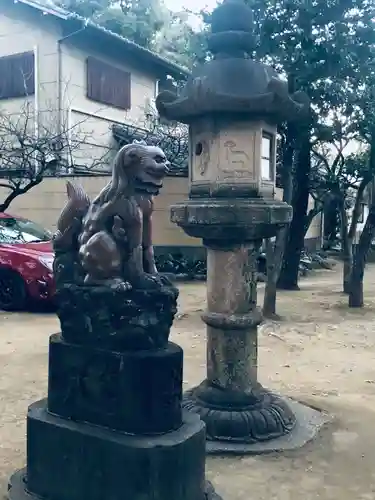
[0,52,35,100]
[86,57,131,110]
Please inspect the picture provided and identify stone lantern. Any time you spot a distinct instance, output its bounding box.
[156,0,327,453]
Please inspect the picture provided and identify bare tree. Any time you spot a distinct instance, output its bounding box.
[111,113,188,175]
[309,117,371,294]
[262,119,355,317]
[262,123,324,318]
[263,126,294,318]
[0,101,112,212]
[348,129,375,307]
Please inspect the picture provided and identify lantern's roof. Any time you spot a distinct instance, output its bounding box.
[156,0,309,124]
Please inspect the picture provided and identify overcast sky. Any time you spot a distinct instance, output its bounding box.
[164,0,217,14]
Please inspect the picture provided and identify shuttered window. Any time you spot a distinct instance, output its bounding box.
[86,57,131,110]
[0,52,35,99]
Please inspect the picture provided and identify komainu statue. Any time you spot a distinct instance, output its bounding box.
[53,142,178,351]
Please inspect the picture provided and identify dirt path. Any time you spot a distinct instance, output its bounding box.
[1,264,375,499]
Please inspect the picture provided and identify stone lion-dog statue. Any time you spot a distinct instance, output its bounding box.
[53,141,170,291]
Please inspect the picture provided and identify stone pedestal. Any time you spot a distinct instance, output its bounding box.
[8,286,222,500]
[183,241,295,444]
[12,400,207,500]
[171,198,328,453]
[47,335,183,434]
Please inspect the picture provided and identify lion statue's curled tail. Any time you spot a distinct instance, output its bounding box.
[53,181,91,250]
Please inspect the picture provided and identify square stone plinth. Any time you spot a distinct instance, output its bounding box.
[21,400,207,500]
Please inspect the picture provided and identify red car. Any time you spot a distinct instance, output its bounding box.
[0,213,55,310]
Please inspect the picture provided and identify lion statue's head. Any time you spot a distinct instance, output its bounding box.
[112,142,170,195]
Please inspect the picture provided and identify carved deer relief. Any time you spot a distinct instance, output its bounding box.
[223,140,250,170]
[220,139,253,180]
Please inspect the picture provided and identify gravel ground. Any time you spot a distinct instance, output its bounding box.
[1,263,375,499]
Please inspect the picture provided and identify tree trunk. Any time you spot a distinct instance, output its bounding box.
[323,193,341,249]
[348,265,363,307]
[340,204,352,294]
[348,129,375,307]
[323,196,339,247]
[263,228,287,318]
[342,196,372,295]
[304,206,323,238]
[262,113,294,316]
[349,205,375,307]
[278,124,311,290]
[342,248,352,294]
[339,174,371,294]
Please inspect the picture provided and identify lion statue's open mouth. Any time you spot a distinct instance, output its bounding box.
[134,147,170,194]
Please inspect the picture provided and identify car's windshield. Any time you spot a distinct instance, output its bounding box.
[0,217,52,244]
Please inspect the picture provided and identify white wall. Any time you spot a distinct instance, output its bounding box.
[275,187,322,244]
[351,204,369,244]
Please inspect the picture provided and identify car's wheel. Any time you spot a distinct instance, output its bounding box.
[0,270,27,311]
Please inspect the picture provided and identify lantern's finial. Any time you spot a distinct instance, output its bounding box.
[208,0,254,56]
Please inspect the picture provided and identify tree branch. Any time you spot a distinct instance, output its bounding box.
[0,176,43,212]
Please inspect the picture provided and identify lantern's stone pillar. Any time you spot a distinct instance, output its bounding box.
[157,0,329,453]
[205,243,260,391]
[171,199,297,449]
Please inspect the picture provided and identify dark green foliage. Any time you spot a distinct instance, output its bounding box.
[58,0,164,48]
[57,0,201,68]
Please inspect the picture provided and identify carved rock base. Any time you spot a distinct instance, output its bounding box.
[8,400,223,500]
[56,281,179,351]
[183,381,297,449]
[183,382,331,454]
